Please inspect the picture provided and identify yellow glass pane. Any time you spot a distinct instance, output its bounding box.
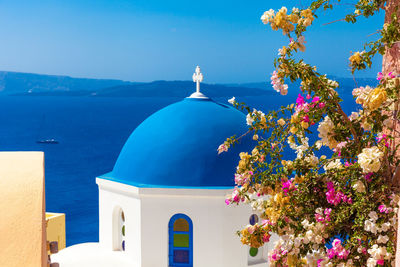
[173,218,189,232]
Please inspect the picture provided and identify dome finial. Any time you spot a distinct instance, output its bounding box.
[188,66,208,99]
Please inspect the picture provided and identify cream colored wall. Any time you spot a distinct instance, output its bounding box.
[0,152,46,267]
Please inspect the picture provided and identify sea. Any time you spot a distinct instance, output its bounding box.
[0,92,357,246]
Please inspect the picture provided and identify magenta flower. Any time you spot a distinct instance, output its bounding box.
[326,182,351,205]
[378,204,391,214]
[365,172,373,182]
[377,72,384,81]
[326,239,350,260]
[296,94,306,107]
[312,96,320,103]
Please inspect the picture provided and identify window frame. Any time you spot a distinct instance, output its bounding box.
[168,213,193,267]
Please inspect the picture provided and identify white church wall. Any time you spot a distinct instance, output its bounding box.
[97,180,273,267]
[97,178,142,267]
[138,187,268,267]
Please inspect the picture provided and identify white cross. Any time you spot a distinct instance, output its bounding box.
[192,66,203,94]
[188,65,208,99]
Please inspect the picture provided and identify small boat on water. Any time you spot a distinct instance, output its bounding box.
[36,138,59,144]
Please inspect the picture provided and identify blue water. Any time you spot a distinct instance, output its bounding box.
[0,92,357,246]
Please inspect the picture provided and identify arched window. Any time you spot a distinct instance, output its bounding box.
[248,214,266,265]
[168,214,193,267]
[113,207,126,251]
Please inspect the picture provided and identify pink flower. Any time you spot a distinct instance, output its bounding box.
[302,115,310,123]
[312,96,320,103]
[326,182,351,205]
[377,72,384,81]
[377,134,389,147]
[262,233,271,242]
[365,172,373,182]
[388,72,396,79]
[377,259,384,265]
[326,239,350,260]
[378,204,392,214]
[319,102,325,108]
[296,94,306,107]
[282,179,296,195]
[306,94,311,99]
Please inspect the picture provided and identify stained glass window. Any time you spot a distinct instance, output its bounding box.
[174,218,189,232]
[169,214,192,266]
[121,211,126,251]
[249,247,258,257]
[249,214,259,226]
[173,250,189,263]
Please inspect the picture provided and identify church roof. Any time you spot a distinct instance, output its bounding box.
[99,67,252,188]
[100,97,252,188]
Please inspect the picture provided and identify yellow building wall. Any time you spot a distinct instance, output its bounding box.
[0,152,47,267]
[46,212,66,252]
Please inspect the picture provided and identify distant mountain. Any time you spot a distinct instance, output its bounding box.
[2,70,378,98]
[93,80,272,97]
[0,71,131,95]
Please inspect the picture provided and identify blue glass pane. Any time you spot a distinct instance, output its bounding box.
[173,249,189,263]
[122,240,125,251]
[249,214,259,225]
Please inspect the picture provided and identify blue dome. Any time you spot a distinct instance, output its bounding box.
[100,97,252,188]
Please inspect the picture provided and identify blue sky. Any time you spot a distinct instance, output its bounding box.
[0,0,385,83]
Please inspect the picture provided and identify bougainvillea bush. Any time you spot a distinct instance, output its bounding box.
[220,0,400,266]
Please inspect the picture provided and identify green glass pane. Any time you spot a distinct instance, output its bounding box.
[173,234,189,247]
[173,218,189,232]
[122,225,125,236]
[249,247,258,257]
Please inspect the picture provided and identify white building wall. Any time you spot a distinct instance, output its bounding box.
[97,179,271,267]
[97,178,142,267]
[139,187,269,267]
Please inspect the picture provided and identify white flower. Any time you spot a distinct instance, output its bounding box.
[317,116,336,148]
[377,235,389,244]
[364,219,378,234]
[380,222,391,232]
[315,235,323,244]
[228,97,236,105]
[246,114,254,126]
[369,211,379,221]
[324,159,342,171]
[327,79,339,88]
[305,230,313,241]
[367,258,377,267]
[352,180,366,193]
[352,86,373,106]
[305,155,319,167]
[271,70,289,95]
[349,111,359,121]
[358,146,384,173]
[217,144,228,154]
[261,9,275,24]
